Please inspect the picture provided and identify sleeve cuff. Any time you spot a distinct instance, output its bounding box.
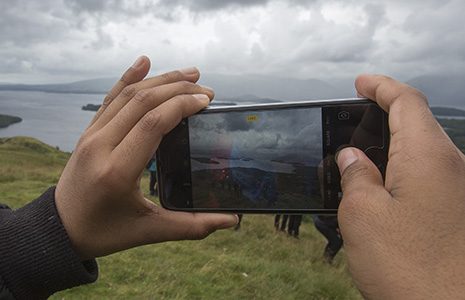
[0,187,98,299]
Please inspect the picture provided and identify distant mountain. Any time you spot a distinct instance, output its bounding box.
[407,75,465,107]
[0,78,114,94]
[1,73,464,106]
[198,73,346,101]
[0,74,346,103]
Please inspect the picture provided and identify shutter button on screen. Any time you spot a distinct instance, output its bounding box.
[337,111,350,120]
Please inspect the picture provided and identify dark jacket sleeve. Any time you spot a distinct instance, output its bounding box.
[0,187,98,300]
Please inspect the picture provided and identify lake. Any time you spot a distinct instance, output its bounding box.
[0,91,101,152]
[1,90,464,152]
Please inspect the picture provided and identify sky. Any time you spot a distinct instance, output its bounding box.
[1,0,464,86]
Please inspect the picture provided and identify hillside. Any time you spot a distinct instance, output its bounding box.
[0,137,360,299]
[437,119,465,150]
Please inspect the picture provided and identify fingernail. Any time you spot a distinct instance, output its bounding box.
[225,214,240,228]
[193,94,210,105]
[131,56,145,68]
[335,147,359,174]
[180,67,198,75]
[201,85,215,96]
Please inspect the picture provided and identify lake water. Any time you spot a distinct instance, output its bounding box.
[0,91,102,152]
[191,156,296,174]
[1,90,464,152]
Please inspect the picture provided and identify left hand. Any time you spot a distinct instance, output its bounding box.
[55,56,238,260]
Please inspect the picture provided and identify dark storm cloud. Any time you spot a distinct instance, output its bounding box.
[156,0,271,11]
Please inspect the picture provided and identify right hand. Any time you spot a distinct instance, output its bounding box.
[336,75,465,299]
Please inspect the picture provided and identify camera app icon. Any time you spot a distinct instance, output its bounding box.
[337,111,350,120]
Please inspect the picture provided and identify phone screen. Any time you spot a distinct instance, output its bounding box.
[189,107,324,210]
[157,101,388,212]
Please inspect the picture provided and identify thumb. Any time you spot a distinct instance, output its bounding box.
[335,147,391,243]
[336,147,385,195]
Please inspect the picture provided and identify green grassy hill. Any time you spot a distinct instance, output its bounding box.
[0,137,360,299]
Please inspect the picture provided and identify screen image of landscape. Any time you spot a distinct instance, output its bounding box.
[189,107,323,209]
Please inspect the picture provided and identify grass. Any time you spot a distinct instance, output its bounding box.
[0,137,360,299]
[3,120,464,299]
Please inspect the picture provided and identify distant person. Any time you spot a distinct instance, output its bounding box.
[274,214,289,231]
[312,215,342,264]
[287,215,302,239]
[234,214,243,231]
[1,56,465,300]
[147,155,158,196]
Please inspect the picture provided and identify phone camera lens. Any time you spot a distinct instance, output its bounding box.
[337,111,350,120]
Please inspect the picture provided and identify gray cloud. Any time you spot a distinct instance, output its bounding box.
[0,0,464,93]
[189,108,322,164]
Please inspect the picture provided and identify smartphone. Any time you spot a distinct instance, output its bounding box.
[156,98,389,213]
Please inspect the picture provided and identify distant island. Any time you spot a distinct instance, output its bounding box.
[192,157,220,164]
[0,114,22,128]
[82,104,101,111]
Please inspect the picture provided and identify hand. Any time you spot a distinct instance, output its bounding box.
[55,56,238,260]
[336,75,465,299]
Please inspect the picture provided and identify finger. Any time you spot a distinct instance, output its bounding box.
[336,147,390,218]
[110,93,210,179]
[102,81,213,147]
[144,209,239,243]
[88,56,150,128]
[89,67,201,133]
[355,74,442,139]
[335,147,392,243]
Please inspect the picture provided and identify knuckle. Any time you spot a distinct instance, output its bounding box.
[133,89,151,105]
[119,71,131,85]
[178,80,196,90]
[405,84,427,101]
[102,94,113,107]
[161,70,183,82]
[96,163,119,186]
[121,85,137,98]
[139,111,162,132]
[74,136,97,160]
[340,163,371,189]
[339,192,363,217]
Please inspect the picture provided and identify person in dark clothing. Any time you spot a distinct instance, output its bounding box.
[274,214,289,231]
[0,188,98,299]
[274,215,301,238]
[287,215,303,238]
[312,215,343,264]
[147,157,158,196]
